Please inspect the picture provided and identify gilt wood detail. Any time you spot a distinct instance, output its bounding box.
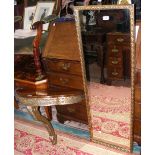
[27,106,57,144]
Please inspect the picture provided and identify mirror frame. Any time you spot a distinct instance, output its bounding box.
[74,5,135,152]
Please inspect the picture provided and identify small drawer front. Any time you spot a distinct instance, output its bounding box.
[108,57,123,67]
[134,102,141,119]
[43,59,82,76]
[107,33,130,44]
[48,72,83,90]
[108,45,122,58]
[134,119,141,136]
[107,67,123,79]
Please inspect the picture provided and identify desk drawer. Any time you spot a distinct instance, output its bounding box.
[108,45,122,58]
[47,72,83,90]
[43,59,82,76]
[107,33,130,44]
[108,57,123,67]
[107,67,123,79]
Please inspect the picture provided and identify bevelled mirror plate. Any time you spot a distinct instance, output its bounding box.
[74,5,135,152]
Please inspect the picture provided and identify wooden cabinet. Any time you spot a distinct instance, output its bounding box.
[42,21,88,124]
[106,32,130,82]
[134,70,141,144]
[134,21,141,144]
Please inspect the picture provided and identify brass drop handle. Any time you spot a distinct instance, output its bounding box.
[60,78,69,84]
[112,71,119,76]
[111,60,118,64]
[117,38,124,42]
[61,63,70,71]
[67,107,75,113]
[112,48,118,53]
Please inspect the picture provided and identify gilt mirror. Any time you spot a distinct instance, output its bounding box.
[74,5,135,152]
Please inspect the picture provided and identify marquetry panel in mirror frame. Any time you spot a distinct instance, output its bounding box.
[74,5,135,152]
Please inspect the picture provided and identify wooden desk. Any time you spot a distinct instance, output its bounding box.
[42,21,89,124]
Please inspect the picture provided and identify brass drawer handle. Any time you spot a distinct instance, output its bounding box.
[60,78,69,84]
[67,107,75,113]
[111,60,118,64]
[117,38,124,42]
[112,48,119,53]
[112,72,119,76]
[61,63,70,71]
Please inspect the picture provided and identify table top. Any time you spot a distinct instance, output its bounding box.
[15,86,85,106]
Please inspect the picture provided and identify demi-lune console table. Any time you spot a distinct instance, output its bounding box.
[15,86,85,144]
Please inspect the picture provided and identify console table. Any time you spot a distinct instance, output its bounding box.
[15,86,84,144]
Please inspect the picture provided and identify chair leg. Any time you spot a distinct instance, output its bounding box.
[27,106,57,145]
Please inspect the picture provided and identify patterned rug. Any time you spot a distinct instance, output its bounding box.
[15,82,140,154]
[15,117,137,155]
[88,82,131,150]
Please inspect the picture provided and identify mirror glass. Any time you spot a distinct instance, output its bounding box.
[74,5,134,152]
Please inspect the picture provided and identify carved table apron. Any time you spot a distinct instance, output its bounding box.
[15,86,84,145]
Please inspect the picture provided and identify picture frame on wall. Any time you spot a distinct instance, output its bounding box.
[24,0,38,7]
[24,0,52,7]
[23,6,36,29]
[117,0,131,4]
[32,1,55,31]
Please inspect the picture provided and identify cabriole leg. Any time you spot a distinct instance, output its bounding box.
[27,106,57,144]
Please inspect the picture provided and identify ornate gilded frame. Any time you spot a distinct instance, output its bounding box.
[74,5,135,152]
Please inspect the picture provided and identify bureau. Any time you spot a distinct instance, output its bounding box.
[106,32,130,83]
[42,21,88,124]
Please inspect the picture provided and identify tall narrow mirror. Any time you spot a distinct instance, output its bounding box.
[74,5,135,152]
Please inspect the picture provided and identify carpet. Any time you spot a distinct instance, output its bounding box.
[15,82,140,153]
[15,117,138,155]
[88,82,131,150]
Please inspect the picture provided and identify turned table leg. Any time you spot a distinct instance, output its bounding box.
[27,106,57,145]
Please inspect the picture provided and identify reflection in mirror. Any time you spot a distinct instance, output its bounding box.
[80,9,130,86]
[74,5,134,152]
